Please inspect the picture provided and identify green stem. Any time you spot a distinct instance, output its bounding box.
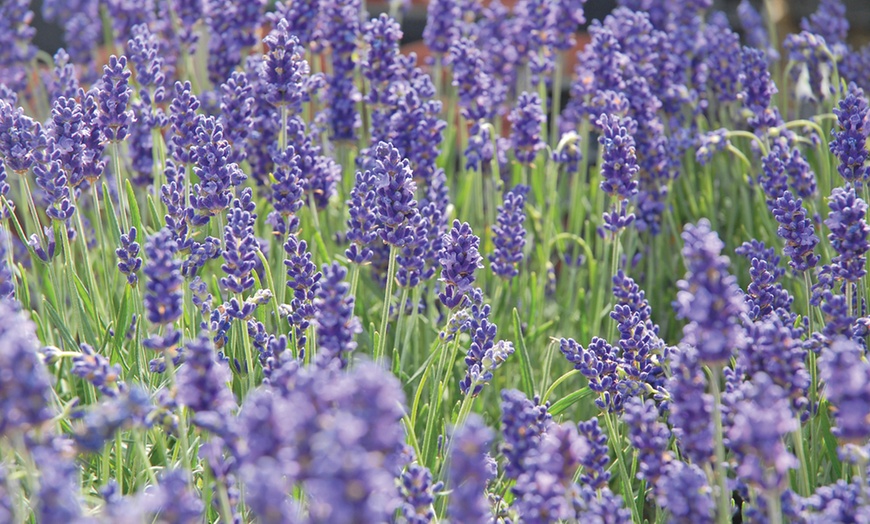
[602,411,641,524]
[708,365,732,524]
[375,246,398,364]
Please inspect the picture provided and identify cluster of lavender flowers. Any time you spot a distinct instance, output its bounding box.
[4,0,870,522]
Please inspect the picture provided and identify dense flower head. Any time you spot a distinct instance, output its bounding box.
[0,0,36,91]
[0,100,47,174]
[622,397,672,483]
[191,116,246,224]
[48,96,86,189]
[168,81,203,165]
[115,226,142,286]
[462,314,514,396]
[270,0,320,46]
[818,337,870,443]
[736,239,793,320]
[805,479,868,522]
[313,262,361,369]
[72,343,124,398]
[399,459,442,524]
[489,184,529,280]
[500,389,552,480]
[773,190,821,273]
[801,0,848,49]
[576,418,611,490]
[396,214,429,288]
[654,461,715,524]
[667,345,713,465]
[439,220,483,309]
[73,386,153,452]
[374,141,419,247]
[143,227,183,326]
[703,25,743,103]
[221,189,259,294]
[33,158,75,221]
[449,37,495,122]
[509,91,546,164]
[323,0,361,142]
[738,0,778,62]
[176,333,236,424]
[362,14,403,107]
[126,23,167,127]
[424,0,462,55]
[826,184,870,282]
[97,55,133,142]
[560,336,620,411]
[830,82,870,184]
[284,233,321,352]
[741,46,777,117]
[219,71,255,165]
[727,372,799,492]
[31,435,84,522]
[674,219,747,365]
[447,414,494,524]
[513,422,589,521]
[261,18,312,113]
[782,31,830,101]
[268,145,305,236]
[0,300,53,436]
[345,169,379,264]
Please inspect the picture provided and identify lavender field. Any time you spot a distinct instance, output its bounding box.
[1,0,870,522]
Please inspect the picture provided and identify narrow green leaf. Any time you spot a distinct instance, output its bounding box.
[146,194,161,230]
[549,387,593,416]
[512,308,536,398]
[43,299,78,350]
[103,183,122,245]
[125,179,142,234]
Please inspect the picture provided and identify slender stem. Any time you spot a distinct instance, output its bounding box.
[375,245,398,364]
[708,365,732,524]
[792,422,812,496]
[602,411,641,524]
[766,490,783,524]
[112,142,130,232]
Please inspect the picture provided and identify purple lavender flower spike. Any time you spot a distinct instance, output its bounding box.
[48,96,86,189]
[374,141,419,247]
[830,83,869,185]
[425,0,461,56]
[0,101,47,174]
[190,116,245,225]
[819,337,870,444]
[0,300,53,436]
[144,228,183,326]
[33,159,75,222]
[674,219,747,365]
[140,469,204,523]
[176,333,236,426]
[826,185,870,283]
[284,233,321,352]
[490,185,529,280]
[622,397,672,483]
[801,0,848,51]
[31,436,84,522]
[738,1,778,62]
[219,71,254,165]
[262,18,313,116]
[727,372,799,493]
[0,0,36,92]
[439,220,483,309]
[270,0,320,47]
[782,31,830,101]
[116,226,142,286]
[323,0,361,142]
[268,145,305,236]
[805,479,868,522]
[314,262,361,369]
[221,189,259,294]
[205,0,267,85]
[513,422,588,521]
[577,418,611,490]
[450,37,495,124]
[168,81,202,165]
[126,23,167,128]
[509,91,546,165]
[72,343,124,397]
[447,414,494,524]
[560,336,621,412]
[598,113,639,233]
[396,214,428,289]
[97,55,133,143]
[28,226,57,263]
[345,169,379,264]
[0,164,12,221]
[773,190,821,274]
[500,389,552,481]
[399,458,442,524]
[655,461,715,524]
[667,345,713,465]
[703,24,743,104]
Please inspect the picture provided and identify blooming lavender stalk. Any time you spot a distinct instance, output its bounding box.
[439,220,483,309]
[489,185,529,280]
[143,228,183,361]
[0,0,36,92]
[374,142,419,247]
[268,146,305,236]
[0,299,53,436]
[818,337,870,444]
[115,226,141,286]
[830,83,869,185]
[284,233,321,354]
[314,262,361,369]
[622,397,672,483]
[500,389,552,480]
[728,373,798,496]
[655,462,715,524]
[674,219,747,365]
[577,418,611,490]
[598,113,639,234]
[447,414,494,524]
[826,185,869,283]
[219,71,254,165]
[345,169,379,264]
[33,159,75,222]
[323,0,360,142]
[97,55,133,143]
[126,24,167,129]
[190,116,246,225]
[399,460,442,524]
[738,0,778,62]
[509,92,546,165]
[773,191,821,274]
[168,81,202,165]
[261,18,312,118]
[221,188,258,294]
[668,345,714,465]
[176,333,237,431]
[72,343,123,397]
[0,100,46,175]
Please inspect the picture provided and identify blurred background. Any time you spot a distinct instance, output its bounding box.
[28,0,870,56]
